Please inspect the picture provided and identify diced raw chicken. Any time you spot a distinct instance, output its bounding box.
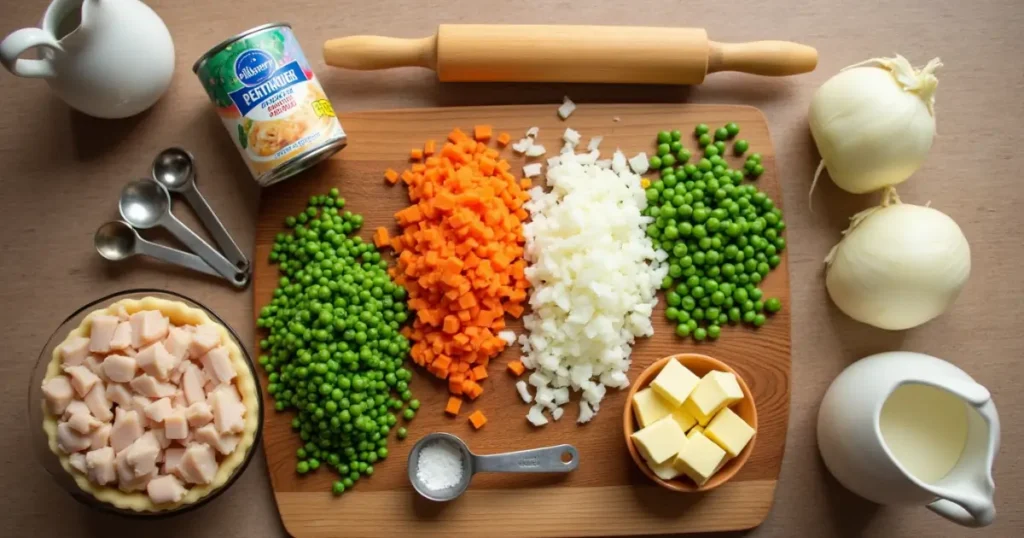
[90,423,111,450]
[171,390,187,409]
[163,447,185,476]
[66,411,101,434]
[102,355,137,383]
[163,327,192,363]
[165,411,189,440]
[149,426,172,449]
[147,474,187,504]
[130,395,152,413]
[210,386,245,434]
[194,423,240,455]
[174,431,194,447]
[126,432,162,477]
[84,355,109,383]
[57,422,92,453]
[58,336,90,367]
[109,321,132,351]
[86,446,117,485]
[169,359,188,384]
[115,447,156,492]
[69,453,88,474]
[188,324,221,358]
[42,375,74,415]
[63,400,91,420]
[201,347,237,385]
[105,383,132,407]
[84,381,113,422]
[130,374,176,398]
[88,315,120,354]
[186,402,214,428]
[136,342,176,381]
[110,408,144,453]
[203,379,218,397]
[129,310,170,348]
[65,365,100,397]
[178,443,218,485]
[181,363,205,405]
[144,397,174,423]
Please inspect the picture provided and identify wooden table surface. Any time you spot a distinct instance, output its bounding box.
[1,1,1020,536]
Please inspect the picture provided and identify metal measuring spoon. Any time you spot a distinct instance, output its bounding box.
[408,432,578,502]
[152,148,249,271]
[118,179,249,287]
[95,221,225,279]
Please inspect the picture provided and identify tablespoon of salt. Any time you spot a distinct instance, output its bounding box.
[407,432,578,502]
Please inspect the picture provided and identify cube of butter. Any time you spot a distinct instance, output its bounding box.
[705,407,755,457]
[650,359,701,408]
[632,387,675,428]
[631,415,687,464]
[672,430,727,485]
[687,425,705,439]
[648,458,681,481]
[682,370,744,426]
[671,406,697,433]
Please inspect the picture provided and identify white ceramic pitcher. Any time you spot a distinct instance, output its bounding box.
[0,0,174,118]
[817,351,998,527]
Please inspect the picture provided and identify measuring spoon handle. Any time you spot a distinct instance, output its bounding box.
[473,444,579,473]
[183,186,249,270]
[161,215,249,288]
[135,239,221,278]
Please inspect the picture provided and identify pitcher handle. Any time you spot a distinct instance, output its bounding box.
[0,28,60,78]
[928,497,995,528]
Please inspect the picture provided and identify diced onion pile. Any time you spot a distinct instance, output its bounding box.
[518,133,667,425]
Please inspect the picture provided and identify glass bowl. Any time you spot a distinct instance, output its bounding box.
[28,289,263,517]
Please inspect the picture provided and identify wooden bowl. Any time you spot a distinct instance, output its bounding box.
[623,353,757,492]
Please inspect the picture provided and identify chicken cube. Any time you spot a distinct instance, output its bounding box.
[194,423,241,455]
[126,432,162,477]
[163,327,192,363]
[102,354,137,384]
[163,447,185,476]
[210,386,245,434]
[66,411,101,434]
[58,336,90,367]
[64,365,100,398]
[42,375,74,415]
[171,390,187,409]
[130,374,176,399]
[165,411,189,440]
[109,321,132,351]
[57,422,92,453]
[84,381,113,422]
[178,443,218,485]
[188,324,221,358]
[90,423,111,450]
[88,315,120,354]
[68,452,88,474]
[105,383,133,407]
[110,408,144,454]
[115,446,155,492]
[63,400,91,421]
[201,346,237,386]
[186,402,214,428]
[86,446,117,486]
[149,426,172,449]
[84,355,109,383]
[129,310,170,348]
[144,397,174,423]
[181,363,205,405]
[136,342,176,381]
[147,474,187,504]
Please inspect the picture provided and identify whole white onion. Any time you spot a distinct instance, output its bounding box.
[825,197,971,330]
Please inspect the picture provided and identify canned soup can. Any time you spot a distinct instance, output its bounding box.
[193,23,346,186]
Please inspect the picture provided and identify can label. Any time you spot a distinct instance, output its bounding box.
[195,26,345,183]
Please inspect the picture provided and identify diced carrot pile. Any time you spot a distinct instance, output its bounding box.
[386,127,530,410]
[468,410,487,429]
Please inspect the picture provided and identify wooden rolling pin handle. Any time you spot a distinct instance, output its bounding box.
[323,36,437,70]
[707,41,818,76]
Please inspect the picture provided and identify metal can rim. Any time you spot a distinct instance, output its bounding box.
[192,22,293,74]
[258,136,348,187]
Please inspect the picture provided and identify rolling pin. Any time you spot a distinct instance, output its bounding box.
[323,25,818,84]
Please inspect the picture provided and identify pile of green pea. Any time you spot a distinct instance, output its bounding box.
[644,124,785,341]
[257,189,418,495]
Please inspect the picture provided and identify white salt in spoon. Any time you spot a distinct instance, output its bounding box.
[407,432,578,502]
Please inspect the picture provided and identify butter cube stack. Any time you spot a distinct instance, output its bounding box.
[630,360,756,487]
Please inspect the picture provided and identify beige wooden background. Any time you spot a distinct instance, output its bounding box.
[0,0,1021,536]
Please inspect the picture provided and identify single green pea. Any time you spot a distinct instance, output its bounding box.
[648,155,662,169]
[714,127,729,141]
[695,124,710,136]
[657,143,671,156]
[753,313,766,327]
[675,323,691,337]
[725,123,740,137]
[677,149,691,164]
[662,154,677,167]
[766,298,782,313]
[708,325,721,339]
[698,133,712,147]
[657,131,672,144]
[693,327,708,341]
[670,141,683,153]
[704,145,719,158]
[714,141,726,155]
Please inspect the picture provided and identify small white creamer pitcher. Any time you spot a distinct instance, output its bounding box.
[0,0,174,118]
[817,351,998,527]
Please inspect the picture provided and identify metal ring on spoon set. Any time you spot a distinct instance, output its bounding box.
[407,432,578,502]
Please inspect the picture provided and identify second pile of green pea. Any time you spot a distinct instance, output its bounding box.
[644,123,785,341]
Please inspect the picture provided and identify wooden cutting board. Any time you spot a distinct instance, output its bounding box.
[252,104,790,537]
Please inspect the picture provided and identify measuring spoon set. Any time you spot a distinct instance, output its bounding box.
[95,148,250,288]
